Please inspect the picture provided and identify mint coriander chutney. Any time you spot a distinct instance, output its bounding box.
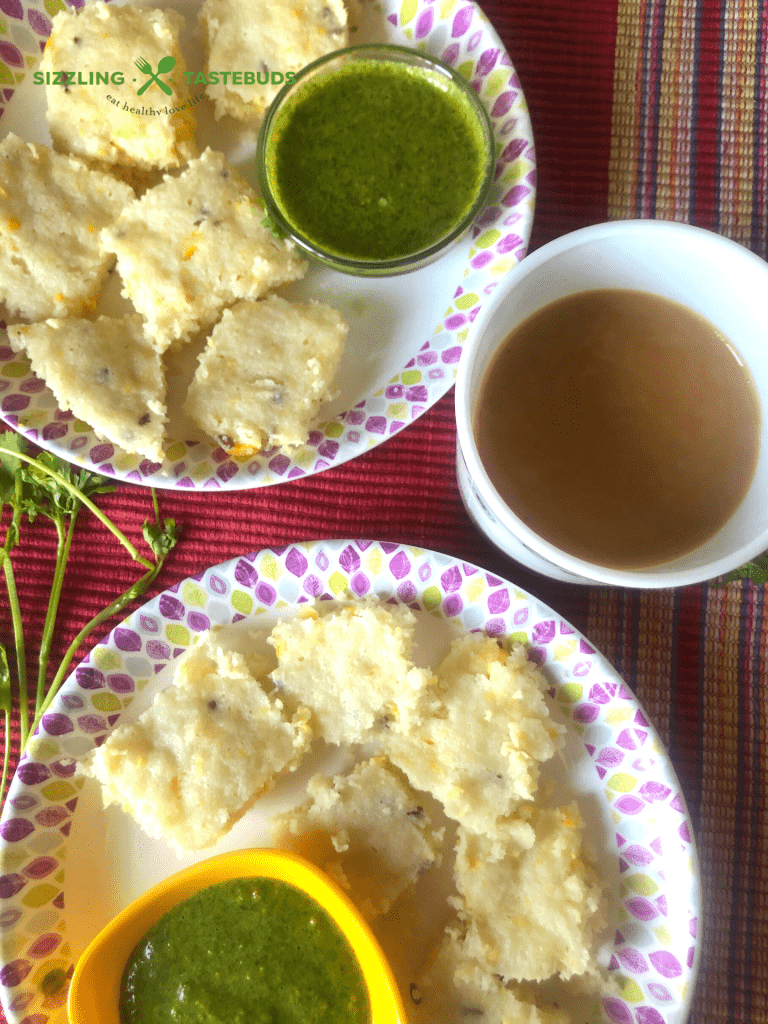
[119,876,370,1024]
[258,45,494,272]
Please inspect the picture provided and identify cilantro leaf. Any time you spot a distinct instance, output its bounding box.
[0,430,26,500]
[23,451,115,521]
[721,554,768,585]
[143,516,180,561]
[261,211,288,241]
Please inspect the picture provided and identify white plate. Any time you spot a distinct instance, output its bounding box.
[0,0,535,490]
[0,540,701,1024]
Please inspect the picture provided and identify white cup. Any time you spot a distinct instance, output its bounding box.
[455,220,768,588]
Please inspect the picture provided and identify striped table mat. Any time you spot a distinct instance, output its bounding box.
[584,585,767,1023]
[1,1,767,1023]
[609,0,767,248]
[495,0,768,1019]
[604,4,766,1019]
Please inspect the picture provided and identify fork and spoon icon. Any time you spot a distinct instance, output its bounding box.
[135,55,176,95]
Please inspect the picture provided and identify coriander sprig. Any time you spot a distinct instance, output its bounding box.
[0,431,180,807]
[0,431,31,750]
[1,443,151,568]
[25,515,179,749]
[720,555,768,585]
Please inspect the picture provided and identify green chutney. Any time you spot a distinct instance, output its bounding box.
[264,58,491,262]
[120,877,370,1024]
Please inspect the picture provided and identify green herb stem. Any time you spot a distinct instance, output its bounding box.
[28,557,166,742]
[1,436,179,805]
[2,554,29,748]
[0,446,153,570]
[0,711,9,806]
[36,509,78,715]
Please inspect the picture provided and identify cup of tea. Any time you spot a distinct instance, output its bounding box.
[455,220,768,588]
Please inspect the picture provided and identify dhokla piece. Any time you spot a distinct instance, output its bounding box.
[199,0,349,122]
[78,631,312,856]
[268,601,438,745]
[452,804,607,984]
[271,757,444,919]
[415,930,571,1024]
[384,635,566,837]
[100,148,306,351]
[183,294,348,452]
[0,133,133,322]
[7,314,167,463]
[40,1,196,173]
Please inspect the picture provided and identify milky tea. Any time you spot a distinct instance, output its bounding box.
[474,289,761,570]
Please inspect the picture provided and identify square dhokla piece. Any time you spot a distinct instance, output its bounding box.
[183,293,348,451]
[198,0,349,122]
[0,133,133,322]
[100,148,306,351]
[271,757,444,919]
[384,635,566,837]
[8,314,167,463]
[415,930,571,1024]
[78,630,313,856]
[40,1,196,173]
[452,804,607,984]
[268,601,438,746]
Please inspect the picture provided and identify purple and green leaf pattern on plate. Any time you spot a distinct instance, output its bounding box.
[0,541,700,1024]
[0,0,536,491]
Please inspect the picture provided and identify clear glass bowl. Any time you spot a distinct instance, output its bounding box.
[256,44,495,277]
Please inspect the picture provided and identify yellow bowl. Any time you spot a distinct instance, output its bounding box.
[67,847,408,1024]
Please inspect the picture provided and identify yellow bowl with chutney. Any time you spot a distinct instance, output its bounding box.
[68,847,407,1024]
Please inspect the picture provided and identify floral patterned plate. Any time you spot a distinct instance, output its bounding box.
[0,0,535,490]
[0,540,700,1024]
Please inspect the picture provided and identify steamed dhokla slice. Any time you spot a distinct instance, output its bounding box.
[272,757,444,919]
[40,2,196,173]
[199,0,348,122]
[78,631,312,856]
[183,294,347,452]
[415,930,571,1024]
[268,601,439,746]
[0,134,133,322]
[101,148,305,351]
[452,804,607,984]
[384,635,566,837]
[8,314,167,463]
